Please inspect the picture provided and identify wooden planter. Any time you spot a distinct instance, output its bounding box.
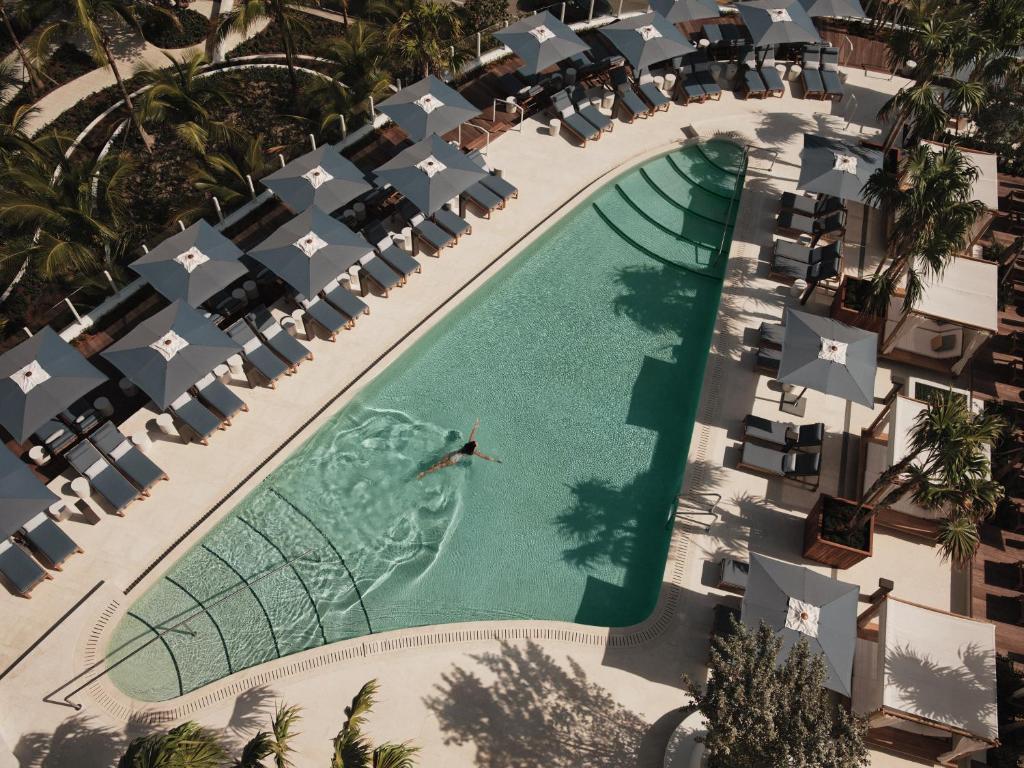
[830,277,884,332]
[803,494,873,569]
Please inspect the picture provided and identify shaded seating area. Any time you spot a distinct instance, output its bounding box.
[66,439,142,514]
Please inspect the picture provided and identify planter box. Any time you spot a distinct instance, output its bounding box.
[803,494,873,569]
[830,277,883,332]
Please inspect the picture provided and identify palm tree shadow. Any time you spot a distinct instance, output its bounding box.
[423,639,648,768]
[14,715,126,768]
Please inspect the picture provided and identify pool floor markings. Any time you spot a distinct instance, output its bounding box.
[201,544,282,658]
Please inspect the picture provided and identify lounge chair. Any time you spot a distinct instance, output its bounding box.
[551,88,602,146]
[771,254,842,284]
[194,373,248,425]
[169,392,225,445]
[636,72,670,112]
[610,66,650,121]
[465,151,518,205]
[755,345,781,374]
[320,279,369,322]
[738,441,821,487]
[91,421,167,494]
[247,306,316,365]
[61,398,100,434]
[772,239,842,266]
[462,181,504,218]
[800,45,825,99]
[820,47,844,101]
[758,321,785,349]
[33,419,75,454]
[744,415,825,449]
[570,85,615,132]
[775,209,847,240]
[691,53,722,100]
[758,53,785,97]
[675,60,707,104]
[66,439,141,513]
[19,513,82,570]
[716,558,750,593]
[398,200,457,253]
[357,252,402,296]
[297,293,348,340]
[741,52,769,99]
[780,192,845,218]
[433,207,472,241]
[0,540,50,598]
[363,222,422,279]
[226,319,293,387]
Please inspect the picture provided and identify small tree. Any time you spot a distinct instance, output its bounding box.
[330,679,419,768]
[459,0,512,32]
[685,621,869,768]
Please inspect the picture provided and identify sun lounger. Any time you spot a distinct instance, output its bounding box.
[397,200,456,253]
[195,373,248,424]
[247,306,317,364]
[226,320,292,387]
[551,89,602,146]
[771,253,842,284]
[758,54,785,96]
[759,321,785,348]
[20,513,82,570]
[755,345,781,374]
[318,278,368,322]
[363,222,421,279]
[61,398,100,434]
[742,62,769,99]
[66,439,141,513]
[0,540,50,597]
[691,53,722,100]
[744,415,825,449]
[169,392,224,445]
[675,60,707,104]
[433,207,472,241]
[357,252,401,296]
[820,47,844,101]
[480,173,518,203]
[462,181,505,218]
[33,419,75,454]
[610,66,650,120]
[772,239,841,265]
[297,293,348,340]
[738,442,822,486]
[780,192,845,218]
[636,73,670,111]
[776,209,847,240]
[91,421,167,494]
[716,558,749,593]
[800,45,825,99]
[570,86,615,132]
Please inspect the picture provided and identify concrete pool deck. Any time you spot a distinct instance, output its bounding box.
[1,68,964,767]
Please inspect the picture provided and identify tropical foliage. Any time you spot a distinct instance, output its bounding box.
[330,679,419,768]
[685,620,869,768]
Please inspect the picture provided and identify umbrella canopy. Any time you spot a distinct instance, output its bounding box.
[101,301,240,410]
[494,10,589,76]
[0,446,59,538]
[248,205,374,297]
[0,328,107,442]
[378,76,481,142]
[649,0,722,23]
[129,220,247,307]
[373,134,487,216]
[741,553,859,696]
[799,0,866,17]
[798,134,884,205]
[778,309,878,408]
[262,145,372,214]
[600,12,695,72]
[735,0,821,46]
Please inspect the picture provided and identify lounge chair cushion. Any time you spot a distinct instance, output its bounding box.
[303,296,348,335]
[433,208,471,239]
[759,322,785,347]
[745,415,791,446]
[196,376,246,421]
[0,541,47,595]
[781,192,818,216]
[171,395,222,441]
[756,347,782,372]
[22,516,79,568]
[92,421,165,491]
[637,81,670,109]
[323,284,368,320]
[782,451,822,477]
[760,65,785,93]
[744,69,767,95]
[413,218,456,250]
[377,244,420,278]
[247,308,314,364]
[794,423,825,448]
[480,174,518,202]
[359,254,401,291]
[464,182,504,211]
[66,440,138,512]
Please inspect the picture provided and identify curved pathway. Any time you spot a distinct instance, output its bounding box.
[0,71,935,768]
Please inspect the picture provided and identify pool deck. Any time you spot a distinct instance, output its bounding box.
[0,69,967,767]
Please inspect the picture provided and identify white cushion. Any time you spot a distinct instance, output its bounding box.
[110,440,132,461]
[242,338,261,354]
[23,512,48,533]
[170,393,192,410]
[84,458,107,479]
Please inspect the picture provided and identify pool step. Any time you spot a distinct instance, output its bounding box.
[666,151,742,200]
[640,158,733,223]
[615,174,728,248]
[696,140,748,176]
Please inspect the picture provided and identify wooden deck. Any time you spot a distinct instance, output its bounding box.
[972,520,1024,658]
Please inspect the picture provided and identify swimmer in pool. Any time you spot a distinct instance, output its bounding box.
[418,419,501,479]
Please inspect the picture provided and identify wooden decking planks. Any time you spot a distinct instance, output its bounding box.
[972,521,1024,658]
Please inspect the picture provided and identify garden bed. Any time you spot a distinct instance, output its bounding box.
[226,14,347,59]
[803,495,873,569]
[139,6,210,50]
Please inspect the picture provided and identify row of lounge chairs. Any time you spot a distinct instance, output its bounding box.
[769,239,842,284]
[801,45,844,102]
[740,49,785,99]
[66,421,168,515]
[552,86,614,146]
[1,514,83,598]
[674,53,722,105]
[738,413,825,489]
[32,398,103,456]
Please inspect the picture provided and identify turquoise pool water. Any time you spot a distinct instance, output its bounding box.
[107,141,746,701]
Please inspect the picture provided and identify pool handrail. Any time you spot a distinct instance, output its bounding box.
[716,147,749,263]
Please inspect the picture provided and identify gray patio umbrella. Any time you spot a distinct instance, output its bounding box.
[741,553,859,696]
[735,0,821,46]
[600,12,696,72]
[799,0,866,18]
[0,328,106,442]
[377,76,481,142]
[129,220,246,307]
[248,205,374,298]
[798,134,883,205]
[494,10,589,76]
[101,300,240,410]
[778,309,878,408]
[262,145,372,214]
[649,0,722,23]
[0,446,59,538]
[373,134,487,216]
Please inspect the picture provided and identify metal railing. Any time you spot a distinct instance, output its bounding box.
[459,121,492,154]
[58,545,322,710]
[669,492,723,531]
[716,149,749,261]
[493,97,526,132]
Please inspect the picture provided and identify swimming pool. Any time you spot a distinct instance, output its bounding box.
[107,140,746,701]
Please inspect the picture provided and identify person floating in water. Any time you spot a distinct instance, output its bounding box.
[418,419,501,479]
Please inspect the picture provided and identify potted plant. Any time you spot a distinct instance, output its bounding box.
[803,494,873,569]
[830,276,884,332]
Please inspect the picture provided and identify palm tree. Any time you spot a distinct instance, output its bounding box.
[850,392,1006,564]
[212,0,316,102]
[330,680,419,768]
[385,0,464,80]
[234,703,302,768]
[0,3,46,94]
[177,130,274,222]
[0,58,44,161]
[858,143,986,319]
[118,721,226,768]
[134,51,240,153]
[0,132,136,280]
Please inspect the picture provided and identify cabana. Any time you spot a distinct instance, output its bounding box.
[853,596,998,765]
[880,255,998,376]
[859,389,987,539]
[919,141,999,248]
